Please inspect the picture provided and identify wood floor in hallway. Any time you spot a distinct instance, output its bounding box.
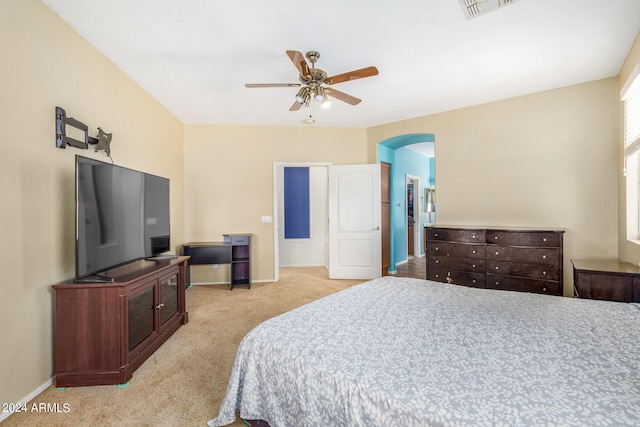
[393,256,426,280]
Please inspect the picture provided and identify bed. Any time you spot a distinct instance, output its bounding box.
[208,276,640,426]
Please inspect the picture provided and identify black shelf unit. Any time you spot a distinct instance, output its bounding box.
[224,234,252,289]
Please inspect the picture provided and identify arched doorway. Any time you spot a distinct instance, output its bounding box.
[377,133,435,275]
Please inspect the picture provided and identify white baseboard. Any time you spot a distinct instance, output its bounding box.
[189,279,273,286]
[278,264,327,268]
[0,377,54,423]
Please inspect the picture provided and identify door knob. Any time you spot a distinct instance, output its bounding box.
[374,226,380,230]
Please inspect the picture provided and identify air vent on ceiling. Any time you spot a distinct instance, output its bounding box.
[459,0,516,19]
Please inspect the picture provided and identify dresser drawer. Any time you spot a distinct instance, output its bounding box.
[486,230,560,247]
[428,267,485,288]
[486,274,561,295]
[427,227,485,243]
[486,246,559,266]
[429,255,485,273]
[486,260,559,281]
[224,234,250,245]
[427,241,485,259]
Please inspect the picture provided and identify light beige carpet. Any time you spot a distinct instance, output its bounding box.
[2,267,364,427]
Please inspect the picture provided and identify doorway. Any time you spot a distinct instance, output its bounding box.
[273,162,330,282]
[406,175,420,259]
[272,162,382,282]
[376,133,435,273]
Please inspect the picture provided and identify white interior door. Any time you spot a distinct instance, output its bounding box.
[329,164,381,279]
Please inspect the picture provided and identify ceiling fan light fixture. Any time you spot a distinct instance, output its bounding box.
[245,50,377,114]
[295,87,310,103]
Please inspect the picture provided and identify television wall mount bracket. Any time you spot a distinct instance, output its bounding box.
[55,106,112,155]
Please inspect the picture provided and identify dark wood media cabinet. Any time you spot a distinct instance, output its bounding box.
[52,256,190,387]
[426,226,564,296]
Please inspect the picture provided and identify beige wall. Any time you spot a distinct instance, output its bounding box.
[618,32,640,264]
[4,0,636,414]
[184,125,367,283]
[367,78,620,295]
[0,0,185,408]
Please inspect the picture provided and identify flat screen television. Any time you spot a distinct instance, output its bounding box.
[75,155,171,282]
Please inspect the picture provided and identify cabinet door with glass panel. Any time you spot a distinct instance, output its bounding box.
[127,270,180,360]
[158,270,179,327]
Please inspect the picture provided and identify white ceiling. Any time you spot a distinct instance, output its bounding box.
[42,0,640,128]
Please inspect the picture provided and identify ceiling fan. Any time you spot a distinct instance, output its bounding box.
[245,50,379,111]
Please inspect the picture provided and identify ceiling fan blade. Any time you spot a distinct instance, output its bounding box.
[326,66,379,85]
[245,83,300,88]
[286,50,311,78]
[325,87,361,105]
[289,100,303,111]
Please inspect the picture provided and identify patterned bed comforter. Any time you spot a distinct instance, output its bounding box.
[208,276,640,427]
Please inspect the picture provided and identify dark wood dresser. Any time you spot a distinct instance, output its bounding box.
[426,226,564,296]
[572,259,640,302]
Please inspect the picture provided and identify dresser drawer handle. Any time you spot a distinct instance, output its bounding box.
[435,233,439,237]
[435,260,439,264]
[543,238,548,242]
[542,255,547,259]
[435,274,440,278]
[495,281,500,286]
[472,264,476,268]
[543,287,547,292]
[542,271,547,275]
[495,251,499,255]
[472,235,476,239]
[495,266,499,270]
[472,279,476,283]
[472,250,476,254]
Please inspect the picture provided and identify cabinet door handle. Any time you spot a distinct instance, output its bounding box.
[155,303,165,309]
